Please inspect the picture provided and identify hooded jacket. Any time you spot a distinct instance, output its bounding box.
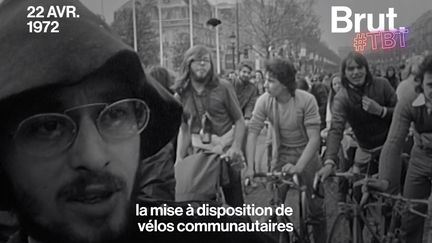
[0,0,182,157]
[0,0,184,217]
[0,2,277,243]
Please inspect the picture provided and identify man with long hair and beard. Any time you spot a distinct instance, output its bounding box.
[173,45,246,206]
[0,1,271,243]
[316,52,397,186]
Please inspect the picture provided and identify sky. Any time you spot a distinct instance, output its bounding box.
[80,0,432,53]
[80,0,223,23]
[80,0,127,23]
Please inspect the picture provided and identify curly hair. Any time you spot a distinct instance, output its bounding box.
[264,58,297,96]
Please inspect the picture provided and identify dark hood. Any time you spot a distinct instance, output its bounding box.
[0,0,182,157]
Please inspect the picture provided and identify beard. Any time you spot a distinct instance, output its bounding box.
[18,213,132,243]
[190,68,211,84]
[9,171,134,243]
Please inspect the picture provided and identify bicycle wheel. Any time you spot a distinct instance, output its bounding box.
[284,187,312,243]
[262,214,291,243]
[361,205,385,243]
[299,190,312,243]
[284,187,301,229]
[327,213,355,243]
[278,215,292,243]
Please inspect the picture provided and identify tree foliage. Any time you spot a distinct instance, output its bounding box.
[111,0,159,66]
[172,32,190,71]
[239,0,321,58]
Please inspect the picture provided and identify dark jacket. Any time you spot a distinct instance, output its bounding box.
[325,77,397,162]
[310,82,329,130]
[0,0,182,240]
[232,78,259,120]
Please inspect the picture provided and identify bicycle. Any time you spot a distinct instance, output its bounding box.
[320,172,430,243]
[316,171,383,243]
[175,151,245,205]
[369,190,429,243]
[253,171,312,243]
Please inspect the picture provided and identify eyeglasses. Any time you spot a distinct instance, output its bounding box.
[13,98,150,157]
[191,59,211,65]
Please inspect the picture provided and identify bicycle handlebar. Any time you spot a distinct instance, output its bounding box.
[372,191,429,205]
[220,156,246,170]
[311,171,369,199]
[334,171,369,179]
[370,191,430,218]
[254,171,287,177]
[254,172,299,182]
[253,172,303,190]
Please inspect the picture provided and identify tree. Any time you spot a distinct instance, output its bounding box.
[239,0,321,58]
[111,0,159,66]
[171,32,190,71]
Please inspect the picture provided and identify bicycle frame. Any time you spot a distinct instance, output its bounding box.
[326,171,431,243]
[254,172,311,243]
[369,191,430,243]
[326,172,383,243]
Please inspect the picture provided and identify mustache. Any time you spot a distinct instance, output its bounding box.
[57,171,126,200]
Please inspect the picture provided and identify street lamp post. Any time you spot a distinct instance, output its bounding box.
[189,0,193,48]
[132,0,137,52]
[229,32,236,70]
[158,0,163,66]
[206,17,222,74]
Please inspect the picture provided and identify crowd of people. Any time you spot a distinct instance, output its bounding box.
[144,49,431,243]
[1,1,432,243]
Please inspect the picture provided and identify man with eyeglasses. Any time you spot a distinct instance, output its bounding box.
[0,0,183,242]
[173,45,246,207]
[0,1,271,243]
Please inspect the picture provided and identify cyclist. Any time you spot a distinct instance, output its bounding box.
[245,58,326,242]
[173,45,246,206]
[0,2,274,243]
[316,52,397,181]
[374,54,432,243]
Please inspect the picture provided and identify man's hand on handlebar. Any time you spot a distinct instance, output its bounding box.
[221,148,246,171]
[282,163,302,175]
[223,147,244,164]
[315,161,336,182]
[359,178,390,192]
